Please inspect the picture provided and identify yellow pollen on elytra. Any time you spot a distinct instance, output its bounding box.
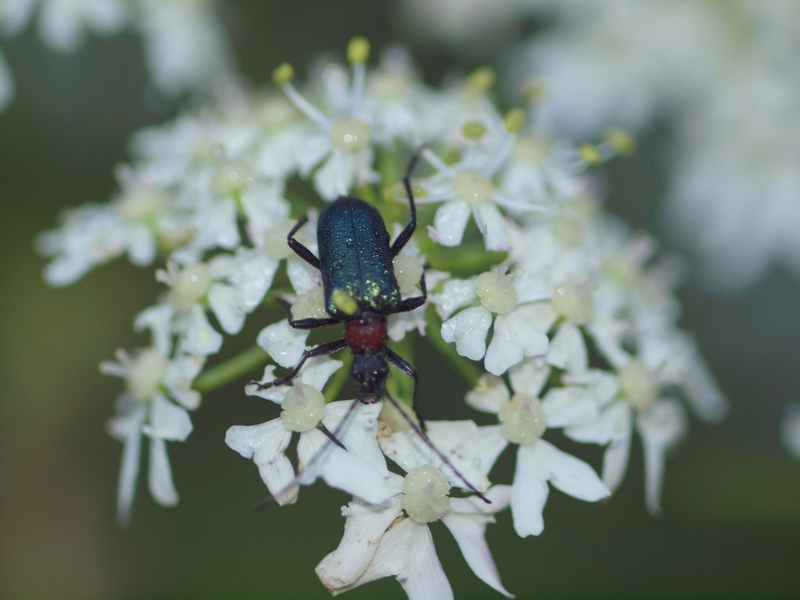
[402,465,451,523]
[332,289,358,315]
[498,393,547,445]
[330,118,372,152]
[474,271,518,314]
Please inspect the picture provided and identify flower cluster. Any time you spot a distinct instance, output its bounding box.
[0,0,232,111]
[402,0,800,293]
[39,39,727,597]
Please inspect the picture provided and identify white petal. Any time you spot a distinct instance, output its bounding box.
[182,304,223,355]
[465,375,508,414]
[148,437,178,507]
[508,358,550,398]
[163,355,204,409]
[107,402,147,525]
[340,518,453,600]
[636,398,688,515]
[681,349,728,422]
[429,199,471,247]
[547,321,588,373]
[0,48,14,111]
[430,277,478,321]
[510,443,549,537]
[297,428,393,505]
[442,508,513,597]
[207,282,246,334]
[473,200,511,251]
[144,394,192,441]
[256,319,309,368]
[541,386,599,428]
[563,369,619,408]
[441,306,491,361]
[316,493,404,589]
[134,303,174,358]
[540,439,610,502]
[484,310,548,376]
[287,254,319,294]
[225,420,297,505]
[322,400,385,467]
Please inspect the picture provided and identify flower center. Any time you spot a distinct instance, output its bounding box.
[618,359,658,412]
[127,348,167,402]
[212,160,253,195]
[169,263,211,310]
[264,219,297,259]
[329,118,372,151]
[393,254,423,296]
[551,212,583,246]
[453,170,493,204]
[498,393,547,445]
[290,287,329,321]
[552,281,593,324]
[474,271,518,314]
[402,465,451,523]
[117,186,167,221]
[280,383,326,432]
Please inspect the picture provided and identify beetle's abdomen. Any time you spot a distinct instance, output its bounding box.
[318,196,401,318]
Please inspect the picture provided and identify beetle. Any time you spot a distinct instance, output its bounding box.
[253,153,427,424]
[252,153,490,504]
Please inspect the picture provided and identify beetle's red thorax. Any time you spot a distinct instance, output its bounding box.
[345,314,388,352]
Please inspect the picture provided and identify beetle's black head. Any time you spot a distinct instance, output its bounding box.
[351,352,389,404]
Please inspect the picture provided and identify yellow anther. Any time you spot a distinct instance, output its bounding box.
[332,289,358,315]
[347,36,370,64]
[521,80,547,106]
[467,67,495,92]
[272,62,295,86]
[461,121,487,139]
[604,128,636,156]
[503,107,526,134]
[579,143,603,166]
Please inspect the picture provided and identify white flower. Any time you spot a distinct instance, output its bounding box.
[316,467,513,599]
[226,357,394,505]
[433,268,553,376]
[101,343,203,524]
[465,359,609,537]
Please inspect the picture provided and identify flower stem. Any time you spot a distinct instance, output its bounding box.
[193,345,270,393]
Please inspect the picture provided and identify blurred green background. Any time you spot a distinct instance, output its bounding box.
[1,1,799,598]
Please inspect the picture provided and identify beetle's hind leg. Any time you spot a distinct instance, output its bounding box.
[396,270,427,313]
[287,214,320,269]
[384,346,426,432]
[249,338,347,390]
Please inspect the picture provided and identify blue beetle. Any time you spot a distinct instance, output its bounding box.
[254,154,427,422]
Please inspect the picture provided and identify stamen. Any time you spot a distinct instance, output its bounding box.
[467,66,495,92]
[402,465,451,523]
[461,121,487,139]
[280,383,326,432]
[273,62,331,131]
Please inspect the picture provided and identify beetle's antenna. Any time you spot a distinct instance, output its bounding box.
[253,397,362,512]
[382,391,491,504]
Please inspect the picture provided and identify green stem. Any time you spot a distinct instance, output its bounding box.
[193,345,270,393]
[425,304,481,388]
[423,243,508,275]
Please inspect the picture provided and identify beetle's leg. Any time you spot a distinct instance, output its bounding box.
[384,346,426,432]
[287,214,320,269]
[250,338,347,390]
[396,271,427,313]
[275,296,338,330]
[390,150,423,258]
